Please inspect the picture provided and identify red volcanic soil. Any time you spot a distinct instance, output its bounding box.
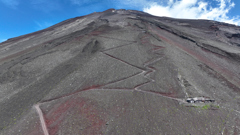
[44,97,106,135]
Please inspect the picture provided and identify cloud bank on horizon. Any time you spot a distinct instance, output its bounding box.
[142,0,240,25]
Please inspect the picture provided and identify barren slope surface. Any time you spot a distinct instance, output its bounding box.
[0,9,240,135]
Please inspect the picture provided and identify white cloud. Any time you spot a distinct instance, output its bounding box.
[114,0,157,9]
[35,21,54,30]
[0,0,19,9]
[0,39,7,43]
[143,0,240,25]
[70,0,98,6]
[70,0,82,5]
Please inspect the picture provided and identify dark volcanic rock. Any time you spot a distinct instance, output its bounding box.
[0,9,240,135]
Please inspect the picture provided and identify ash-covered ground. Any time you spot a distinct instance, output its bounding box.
[0,9,240,135]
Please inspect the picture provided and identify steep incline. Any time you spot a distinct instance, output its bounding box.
[0,9,240,135]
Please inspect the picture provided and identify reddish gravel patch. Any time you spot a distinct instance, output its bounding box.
[44,96,106,135]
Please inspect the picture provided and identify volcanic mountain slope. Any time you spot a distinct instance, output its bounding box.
[0,9,240,135]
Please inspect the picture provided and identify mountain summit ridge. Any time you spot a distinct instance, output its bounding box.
[0,9,240,135]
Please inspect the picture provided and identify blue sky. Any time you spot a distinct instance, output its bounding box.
[0,0,240,43]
